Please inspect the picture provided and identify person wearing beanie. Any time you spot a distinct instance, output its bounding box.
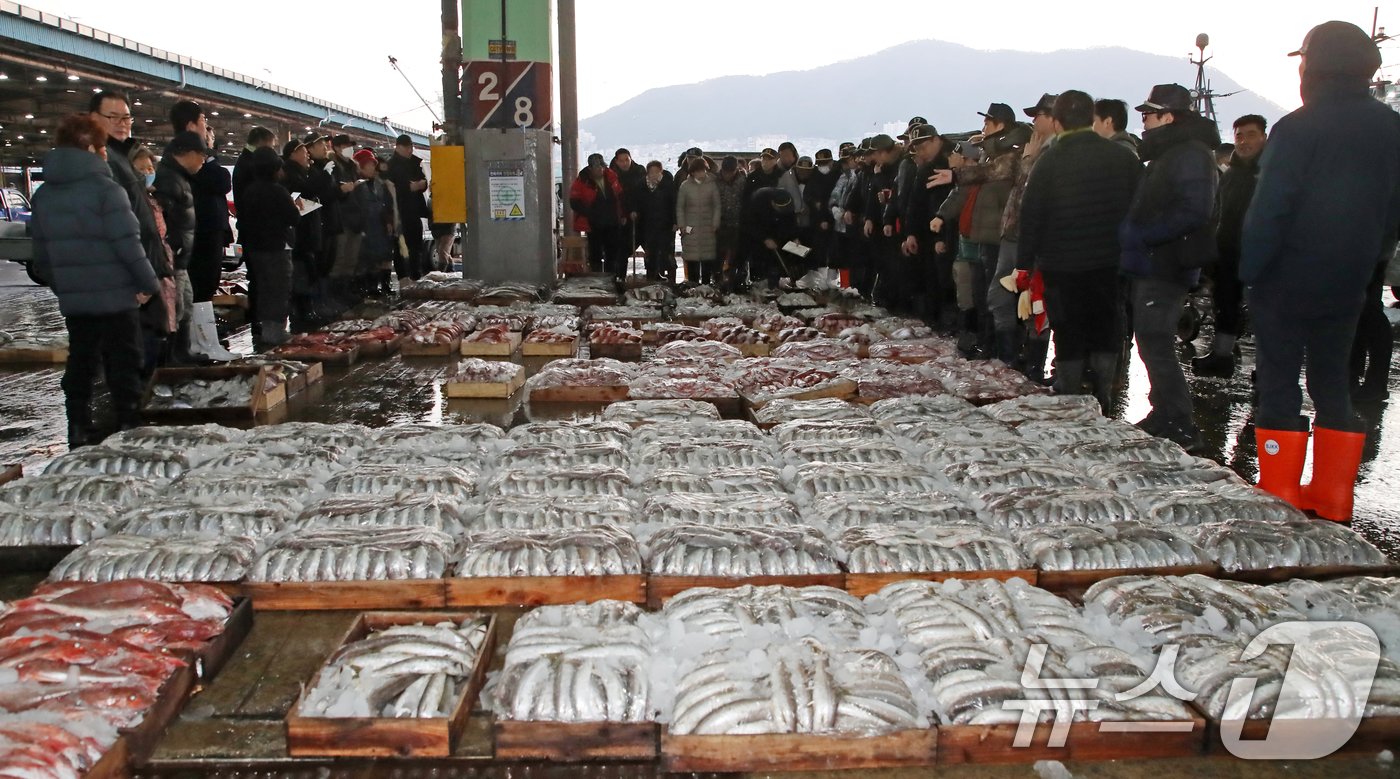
[351,147,401,298]
[1241,20,1400,521]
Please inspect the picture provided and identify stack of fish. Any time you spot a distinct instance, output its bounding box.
[983,394,1104,426]
[840,523,1026,574]
[298,618,490,718]
[49,533,259,582]
[491,601,651,722]
[877,579,1194,725]
[478,495,637,530]
[668,639,921,735]
[639,466,787,496]
[248,527,456,582]
[802,491,980,527]
[502,441,630,470]
[44,445,190,482]
[1188,518,1388,571]
[641,493,802,527]
[455,524,641,577]
[646,524,840,577]
[487,465,632,498]
[106,424,245,451]
[1132,484,1306,526]
[601,399,720,426]
[322,464,479,500]
[0,502,118,545]
[0,473,158,508]
[662,585,870,642]
[294,495,470,534]
[161,472,319,504]
[635,439,775,472]
[0,581,232,774]
[112,499,300,538]
[1019,522,1208,571]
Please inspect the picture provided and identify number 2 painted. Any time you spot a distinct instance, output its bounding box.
[477,71,499,101]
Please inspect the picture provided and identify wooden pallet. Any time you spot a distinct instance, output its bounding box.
[445,574,645,607]
[495,720,659,761]
[462,331,522,357]
[529,385,630,403]
[1035,564,1221,594]
[589,341,644,361]
[661,727,937,772]
[1218,563,1400,585]
[350,335,403,358]
[0,345,68,364]
[444,370,525,399]
[269,345,359,366]
[1202,714,1400,757]
[937,715,1205,764]
[521,337,578,357]
[401,337,463,357]
[845,570,1039,597]
[741,379,858,411]
[238,579,447,611]
[285,611,496,757]
[647,573,845,608]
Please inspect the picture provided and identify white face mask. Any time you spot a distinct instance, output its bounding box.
[817,164,832,175]
[339,147,353,160]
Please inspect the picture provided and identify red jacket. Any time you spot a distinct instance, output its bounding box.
[569,168,624,234]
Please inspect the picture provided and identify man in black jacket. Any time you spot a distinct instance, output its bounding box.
[745,186,799,289]
[1018,90,1141,412]
[232,126,277,215]
[803,149,840,273]
[153,130,205,361]
[900,125,952,326]
[741,149,783,285]
[863,134,900,307]
[610,148,646,255]
[1241,21,1400,520]
[386,135,429,282]
[169,102,232,308]
[1194,114,1267,376]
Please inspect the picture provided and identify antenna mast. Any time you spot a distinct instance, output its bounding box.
[1190,33,1219,123]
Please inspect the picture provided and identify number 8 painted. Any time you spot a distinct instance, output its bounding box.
[514,97,533,127]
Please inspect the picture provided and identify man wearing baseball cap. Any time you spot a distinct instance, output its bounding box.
[740,148,783,284]
[804,149,840,270]
[898,124,952,323]
[1242,20,1400,520]
[931,103,1030,357]
[1120,82,1220,452]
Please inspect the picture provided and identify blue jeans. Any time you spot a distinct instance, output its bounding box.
[1131,278,1193,427]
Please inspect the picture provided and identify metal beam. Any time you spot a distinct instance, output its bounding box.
[558,0,579,236]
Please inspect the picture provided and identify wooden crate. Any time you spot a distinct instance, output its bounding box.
[522,337,579,357]
[83,737,129,779]
[141,365,280,422]
[238,579,448,611]
[937,715,1205,764]
[647,573,845,608]
[1218,563,1400,585]
[445,574,645,607]
[444,370,525,399]
[1202,714,1400,757]
[529,385,630,403]
[269,345,359,366]
[661,727,937,773]
[589,341,644,361]
[210,293,248,309]
[285,611,496,758]
[496,720,658,761]
[1036,564,1221,594]
[736,342,771,357]
[741,378,858,411]
[462,331,522,357]
[351,335,403,359]
[401,337,463,358]
[0,463,19,486]
[845,570,1039,597]
[124,662,197,766]
[185,596,254,683]
[0,345,68,363]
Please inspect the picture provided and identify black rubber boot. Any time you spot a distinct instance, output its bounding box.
[1089,351,1120,415]
[956,309,978,356]
[995,329,1021,367]
[1023,336,1051,385]
[1055,359,1086,397]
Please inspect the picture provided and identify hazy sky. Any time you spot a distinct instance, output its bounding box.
[22,0,1398,132]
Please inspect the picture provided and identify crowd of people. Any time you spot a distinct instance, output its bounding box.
[567,20,1400,521]
[28,91,450,446]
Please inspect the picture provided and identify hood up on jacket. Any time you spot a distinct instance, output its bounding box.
[1138,112,1221,163]
[41,146,114,186]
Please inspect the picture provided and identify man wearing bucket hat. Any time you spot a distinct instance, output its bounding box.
[1242,20,1400,521]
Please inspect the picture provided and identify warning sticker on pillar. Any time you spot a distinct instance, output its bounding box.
[488,160,527,221]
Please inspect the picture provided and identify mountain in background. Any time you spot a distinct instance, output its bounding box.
[579,39,1288,163]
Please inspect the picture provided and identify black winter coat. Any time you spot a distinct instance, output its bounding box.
[863,163,897,231]
[1017,130,1141,273]
[745,186,799,246]
[153,155,196,270]
[329,156,362,233]
[191,158,232,242]
[105,136,170,331]
[637,179,677,244]
[610,160,647,220]
[387,152,429,226]
[903,155,953,242]
[30,147,160,316]
[1120,113,1219,285]
[237,179,300,252]
[283,161,323,257]
[1215,152,1260,259]
[804,167,839,231]
[1241,75,1400,315]
[231,147,255,215]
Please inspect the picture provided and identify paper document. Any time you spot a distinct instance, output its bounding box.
[782,241,811,258]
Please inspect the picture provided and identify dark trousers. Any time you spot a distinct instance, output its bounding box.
[398,217,424,280]
[643,235,673,280]
[1131,278,1194,426]
[1042,266,1122,363]
[1211,251,1245,336]
[1250,288,1362,430]
[587,226,625,277]
[64,309,145,430]
[245,249,293,329]
[188,231,225,303]
[1351,261,1392,393]
[685,260,717,286]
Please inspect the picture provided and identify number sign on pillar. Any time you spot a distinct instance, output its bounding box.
[461,0,554,131]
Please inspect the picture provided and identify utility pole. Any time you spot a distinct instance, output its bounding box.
[558,0,579,236]
[1370,7,1394,101]
[441,0,462,139]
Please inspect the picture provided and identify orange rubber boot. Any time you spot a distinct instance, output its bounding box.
[1300,426,1367,522]
[1254,426,1310,508]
